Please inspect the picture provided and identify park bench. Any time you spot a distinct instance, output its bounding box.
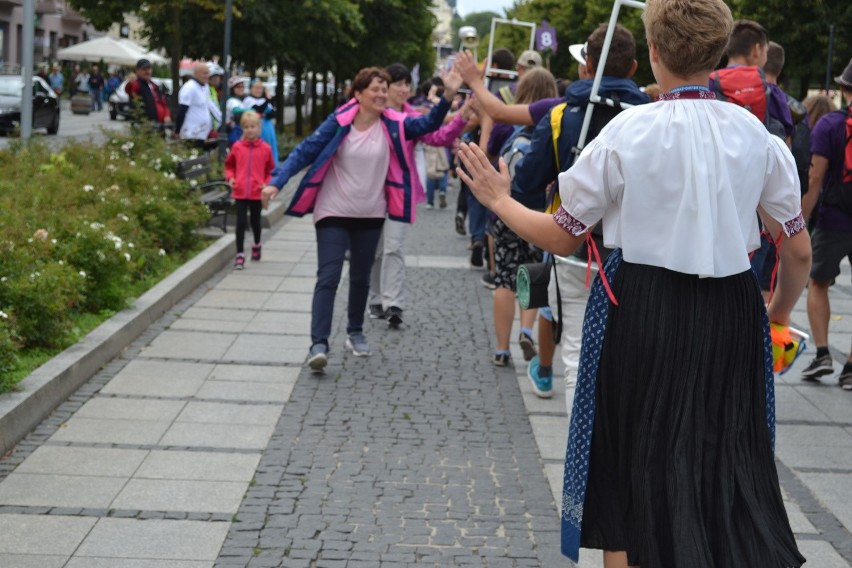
[176,155,232,233]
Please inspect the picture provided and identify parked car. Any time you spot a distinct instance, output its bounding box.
[108,78,171,121]
[0,75,60,135]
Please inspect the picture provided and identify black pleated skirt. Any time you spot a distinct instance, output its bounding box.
[580,260,805,568]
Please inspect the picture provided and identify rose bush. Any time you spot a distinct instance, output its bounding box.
[0,129,212,389]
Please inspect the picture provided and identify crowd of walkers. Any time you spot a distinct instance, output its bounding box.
[155,0,852,563]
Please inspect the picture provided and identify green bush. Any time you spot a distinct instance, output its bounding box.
[0,129,212,385]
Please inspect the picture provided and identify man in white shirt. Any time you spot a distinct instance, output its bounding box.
[175,62,222,147]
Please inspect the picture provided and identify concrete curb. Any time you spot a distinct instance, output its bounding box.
[0,233,236,455]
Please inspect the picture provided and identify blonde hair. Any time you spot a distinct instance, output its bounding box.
[240,110,261,128]
[643,0,733,78]
[803,95,836,129]
[514,67,558,106]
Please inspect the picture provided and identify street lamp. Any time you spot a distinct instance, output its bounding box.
[459,26,479,61]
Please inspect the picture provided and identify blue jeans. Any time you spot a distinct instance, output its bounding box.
[467,189,487,244]
[426,172,447,205]
[90,88,102,111]
[311,223,384,346]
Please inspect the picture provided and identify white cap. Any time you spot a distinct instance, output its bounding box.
[569,43,587,65]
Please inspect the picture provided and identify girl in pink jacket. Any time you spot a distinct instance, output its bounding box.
[225,111,276,269]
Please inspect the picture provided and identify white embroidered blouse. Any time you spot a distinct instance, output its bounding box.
[553,96,804,278]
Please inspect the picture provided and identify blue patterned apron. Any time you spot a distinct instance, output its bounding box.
[559,249,777,564]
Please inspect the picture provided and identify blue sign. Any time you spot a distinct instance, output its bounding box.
[536,21,557,53]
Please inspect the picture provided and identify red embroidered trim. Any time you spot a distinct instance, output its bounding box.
[783,214,806,237]
[658,89,716,101]
[553,206,587,236]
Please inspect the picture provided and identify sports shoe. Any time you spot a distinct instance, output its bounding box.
[518,332,537,362]
[233,253,246,270]
[470,240,484,268]
[346,332,371,356]
[368,304,386,319]
[840,370,852,391]
[426,203,434,210]
[439,193,447,209]
[386,306,403,329]
[527,356,553,398]
[801,353,833,381]
[251,243,262,261]
[455,212,466,236]
[307,343,328,372]
[481,272,496,290]
[492,352,511,367]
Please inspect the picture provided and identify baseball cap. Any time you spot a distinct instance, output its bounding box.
[569,43,587,65]
[136,58,152,69]
[517,50,542,69]
[836,58,852,88]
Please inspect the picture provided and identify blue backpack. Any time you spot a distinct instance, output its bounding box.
[500,125,541,208]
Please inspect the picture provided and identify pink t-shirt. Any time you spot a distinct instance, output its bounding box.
[314,120,390,222]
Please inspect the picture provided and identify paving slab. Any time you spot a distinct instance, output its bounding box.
[179,307,256,323]
[223,333,309,363]
[277,276,316,293]
[215,274,284,292]
[243,311,310,335]
[101,360,213,397]
[75,518,230,561]
[140,330,237,361]
[111,479,247,514]
[168,318,250,333]
[135,450,261,482]
[65,559,213,568]
[15,446,148,478]
[262,292,314,312]
[50,417,172,445]
[795,540,851,568]
[159,422,276,450]
[75,397,186,422]
[0,555,67,568]
[176,401,284,426]
[0,473,126,508]
[798,473,852,534]
[0,514,96,555]
[208,363,299,383]
[194,290,272,310]
[195,379,295,403]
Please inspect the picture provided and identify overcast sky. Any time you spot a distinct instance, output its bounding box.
[455,0,516,18]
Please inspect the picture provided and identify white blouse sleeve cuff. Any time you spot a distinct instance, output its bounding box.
[783,213,806,238]
[553,205,588,236]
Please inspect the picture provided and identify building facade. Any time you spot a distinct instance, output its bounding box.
[0,0,95,71]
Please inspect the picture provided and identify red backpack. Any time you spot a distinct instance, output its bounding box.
[710,66,786,139]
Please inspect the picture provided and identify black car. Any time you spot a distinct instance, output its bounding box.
[0,75,60,135]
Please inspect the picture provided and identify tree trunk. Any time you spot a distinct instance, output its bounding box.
[310,71,320,130]
[294,62,304,137]
[168,5,182,121]
[275,64,285,134]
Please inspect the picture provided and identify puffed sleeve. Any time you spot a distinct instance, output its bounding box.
[552,138,621,236]
[759,135,805,237]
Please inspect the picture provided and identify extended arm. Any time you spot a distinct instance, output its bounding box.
[456,142,584,255]
[454,50,534,126]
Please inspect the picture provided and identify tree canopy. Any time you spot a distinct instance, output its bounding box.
[469,0,851,97]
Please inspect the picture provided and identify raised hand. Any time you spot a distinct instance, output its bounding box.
[454,50,483,86]
[456,142,511,210]
[441,67,464,101]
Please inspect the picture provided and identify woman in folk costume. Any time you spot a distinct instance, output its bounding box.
[457,0,810,566]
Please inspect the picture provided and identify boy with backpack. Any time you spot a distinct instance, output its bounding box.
[800,58,852,389]
[512,24,649,403]
[711,20,794,302]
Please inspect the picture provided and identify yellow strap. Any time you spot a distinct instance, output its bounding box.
[498,85,515,105]
[546,103,567,214]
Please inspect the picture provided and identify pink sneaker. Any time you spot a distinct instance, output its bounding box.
[234,254,246,270]
[251,244,261,261]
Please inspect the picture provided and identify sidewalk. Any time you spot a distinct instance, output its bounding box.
[0,180,849,566]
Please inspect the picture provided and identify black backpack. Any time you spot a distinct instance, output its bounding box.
[787,95,811,195]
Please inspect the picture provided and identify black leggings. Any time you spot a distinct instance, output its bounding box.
[235,199,262,253]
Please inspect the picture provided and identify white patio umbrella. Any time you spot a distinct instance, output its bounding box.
[57,36,168,67]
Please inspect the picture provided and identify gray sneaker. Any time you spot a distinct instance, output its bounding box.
[307,343,328,372]
[801,353,833,381]
[345,333,371,356]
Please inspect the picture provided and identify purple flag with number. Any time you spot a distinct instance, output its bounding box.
[536,23,557,53]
